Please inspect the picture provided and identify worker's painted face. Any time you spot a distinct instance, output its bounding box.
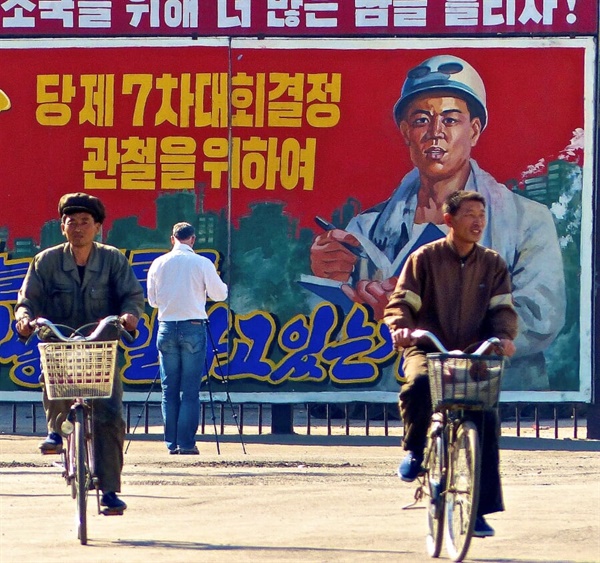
[447,199,486,246]
[399,93,481,183]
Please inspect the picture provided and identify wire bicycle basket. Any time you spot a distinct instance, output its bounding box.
[427,353,505,410]
[38,341,118,400]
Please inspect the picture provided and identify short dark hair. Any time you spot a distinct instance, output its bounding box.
[172,222,195,240]
[443,190,486,216]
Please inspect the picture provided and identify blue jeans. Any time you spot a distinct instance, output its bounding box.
[157,320,207,451]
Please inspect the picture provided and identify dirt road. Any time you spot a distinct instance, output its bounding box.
[1,432,599,563]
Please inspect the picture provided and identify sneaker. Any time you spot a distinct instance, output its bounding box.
[398,450,424,482]
[473,516,495,538]
[101,492,127,512]
[178,446,199,455]
[39,432,63,455]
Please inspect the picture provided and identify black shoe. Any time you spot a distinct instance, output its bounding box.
[168,448,179,455]
[101,492,127,513]
[39,432,63,455]
[473,516,495,537]
[397,450,424,482]
[178,446,199,455]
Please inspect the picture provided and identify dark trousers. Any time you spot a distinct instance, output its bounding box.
[400,348,504,515]
[43,370,125,493]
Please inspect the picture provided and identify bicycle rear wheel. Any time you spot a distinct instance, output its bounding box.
[74,407,88,545]
[425,420,445,558]
[444,420,481,562]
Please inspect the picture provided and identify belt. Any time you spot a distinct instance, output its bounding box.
[159,319,207,324]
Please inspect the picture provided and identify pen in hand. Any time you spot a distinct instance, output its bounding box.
[314,216,367,259]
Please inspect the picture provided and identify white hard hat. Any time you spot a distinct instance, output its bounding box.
[393,55,488,130]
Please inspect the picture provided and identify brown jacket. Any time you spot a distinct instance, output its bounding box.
[384,237,518,352]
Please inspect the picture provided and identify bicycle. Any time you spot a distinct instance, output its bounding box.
[402,329,505,562]
[30,315,133,545]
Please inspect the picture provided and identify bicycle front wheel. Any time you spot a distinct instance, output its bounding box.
[74,407,88,545]
[445,420,481,562]
[425,422,445,558]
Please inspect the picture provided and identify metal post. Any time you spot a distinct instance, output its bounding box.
[271,404,294,434]
[588,35,600,440]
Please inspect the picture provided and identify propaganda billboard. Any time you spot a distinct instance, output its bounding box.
[0,0,596,36]
[0,36,596,404]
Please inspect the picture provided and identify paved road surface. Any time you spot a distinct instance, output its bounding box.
[1,432,599,563]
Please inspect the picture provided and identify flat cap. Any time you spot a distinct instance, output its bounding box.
[58,192,106,224]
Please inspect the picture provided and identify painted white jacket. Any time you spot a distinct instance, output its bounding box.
[346,159,566,359]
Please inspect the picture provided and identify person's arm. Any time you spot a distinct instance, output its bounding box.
[204,261,228,303]
[497,339,516,357]
[14,258,43,337]
[510,196,566,356]
[487,254,519,357]
[112,251,145,331]
[146,261,158,309]
[383,253,423,350]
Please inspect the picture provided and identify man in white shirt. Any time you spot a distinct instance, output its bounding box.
[147,222,228,455]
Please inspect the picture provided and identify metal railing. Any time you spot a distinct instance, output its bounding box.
[0,401,589,440]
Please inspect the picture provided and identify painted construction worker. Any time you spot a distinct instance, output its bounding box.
[310,54,566,390]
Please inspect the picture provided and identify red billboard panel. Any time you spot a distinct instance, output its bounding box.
[0,0,596,37]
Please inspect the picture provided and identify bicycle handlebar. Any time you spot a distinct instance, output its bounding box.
[410,329,501,356]
[31,315,135,343]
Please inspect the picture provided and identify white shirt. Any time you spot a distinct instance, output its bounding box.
[147,240,228,321]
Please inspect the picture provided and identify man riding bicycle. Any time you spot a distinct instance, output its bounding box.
[14,192,145,513]
[384,190,517,537]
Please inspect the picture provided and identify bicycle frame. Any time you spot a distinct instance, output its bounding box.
[61,401,100,494]
[58,399,104,544]
[401,329,503,562]
[418,405,483,562]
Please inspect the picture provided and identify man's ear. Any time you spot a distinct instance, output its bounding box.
[470,117,482,147]
[399,120,411,146]
[443,212,454,229]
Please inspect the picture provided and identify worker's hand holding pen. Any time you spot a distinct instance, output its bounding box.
[311,217,397,320]
[310,217,364,281]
